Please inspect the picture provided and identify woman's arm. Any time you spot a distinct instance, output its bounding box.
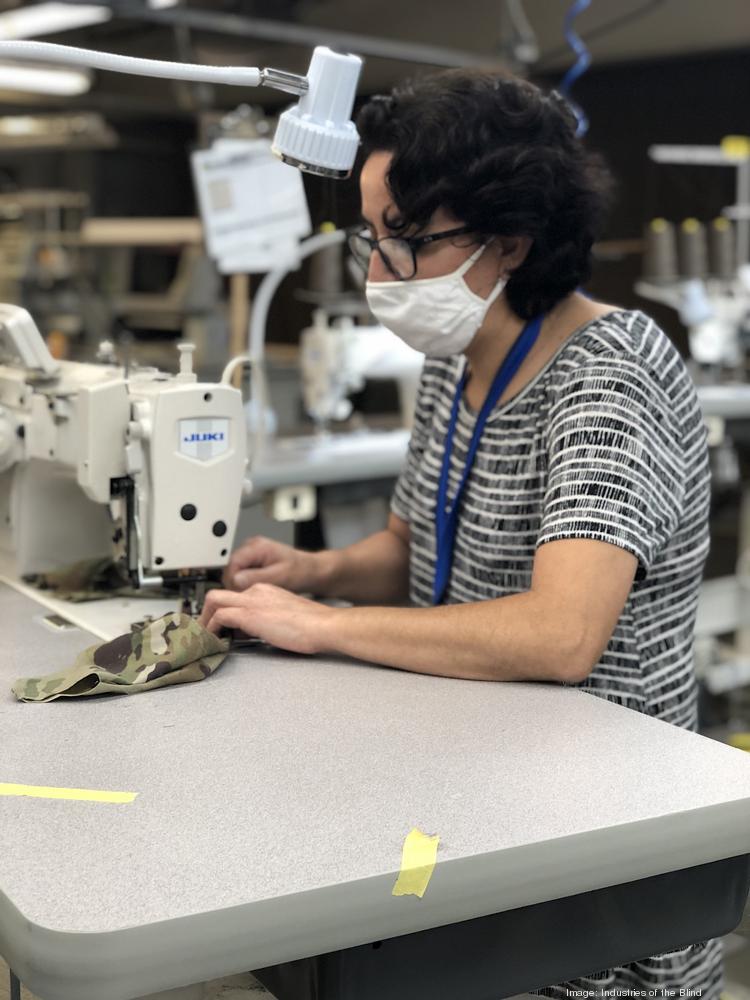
[200,538,637,683]
[222,513,410,604]
[320,538,636,681]
[315,512,411,604]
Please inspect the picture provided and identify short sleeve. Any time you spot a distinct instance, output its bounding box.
[537,358,686,577]
[391,361,434,523]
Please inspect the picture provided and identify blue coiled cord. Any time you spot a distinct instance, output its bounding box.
[558,0,592,137]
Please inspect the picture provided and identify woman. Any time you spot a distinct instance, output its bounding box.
[200,71,716,998]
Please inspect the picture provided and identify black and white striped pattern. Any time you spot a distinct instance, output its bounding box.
[392,309,717,998]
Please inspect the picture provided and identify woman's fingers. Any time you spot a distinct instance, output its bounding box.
[199,588,247,628]
[233,567,279,590]
[223,537,291,590]
[199,583,329,655]
[204,605,252,635]
[224,537,268,580]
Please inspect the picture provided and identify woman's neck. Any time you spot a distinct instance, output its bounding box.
[463,297,526,383]
[462,292,620,393]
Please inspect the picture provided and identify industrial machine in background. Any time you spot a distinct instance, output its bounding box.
[636,138,750,720]
[300,308,422,429]
[233,226,415,547]
[0,188,91,341]
[0,40,382,562]
[637,138,750,374]
[0,304,248,612]
[295,223,423,431]
[78,216,230,379]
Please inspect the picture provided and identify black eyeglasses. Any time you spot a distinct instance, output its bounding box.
[347,224,475,281]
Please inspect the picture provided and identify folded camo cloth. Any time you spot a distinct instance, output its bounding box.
[12,612,230,702]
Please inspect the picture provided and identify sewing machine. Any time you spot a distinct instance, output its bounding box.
[299,307,423,428]
[0,304,248,612]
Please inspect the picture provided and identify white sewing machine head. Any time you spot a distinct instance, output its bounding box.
[0,305,247,608]
[299,308,423,428]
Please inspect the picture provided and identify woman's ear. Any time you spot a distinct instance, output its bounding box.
[496,235,533,273]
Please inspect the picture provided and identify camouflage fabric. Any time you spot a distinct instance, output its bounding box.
[12,612,230,702]
[22,556,167,603]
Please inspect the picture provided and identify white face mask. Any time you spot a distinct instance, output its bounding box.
[365,242,508,357]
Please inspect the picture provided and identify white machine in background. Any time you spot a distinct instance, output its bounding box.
[238,230,417,549]
[636,140,750,372]
[0,304,248,611]
[192,134,312,275]
[300,308,423,427]
[686,269,750,369]
[0,40,375,597]
[636,139,750,706]
[636,261,750,371]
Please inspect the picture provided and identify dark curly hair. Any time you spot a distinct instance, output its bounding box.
[355,69,614,320]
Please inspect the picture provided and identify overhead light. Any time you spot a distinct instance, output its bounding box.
[148,0,180,7]
[0,63,92,95]
[0,4,111,41]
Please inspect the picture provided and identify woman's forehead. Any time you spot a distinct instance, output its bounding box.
[359,151,461,230]
[359,151,392,205]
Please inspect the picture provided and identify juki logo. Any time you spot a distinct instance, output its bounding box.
[183,431,225,443]
[179,418,230,460]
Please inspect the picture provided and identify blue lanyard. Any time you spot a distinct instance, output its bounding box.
[433,313,544,605]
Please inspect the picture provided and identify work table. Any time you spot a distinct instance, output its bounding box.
[1,581,750,1000]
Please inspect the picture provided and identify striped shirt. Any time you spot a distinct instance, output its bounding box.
[391,308,719,998]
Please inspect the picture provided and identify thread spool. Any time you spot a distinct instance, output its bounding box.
[709,217,735,280]
[643,217,678,282]
[679,218,708,279]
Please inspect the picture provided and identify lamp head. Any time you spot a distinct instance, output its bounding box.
[271,46,362,180]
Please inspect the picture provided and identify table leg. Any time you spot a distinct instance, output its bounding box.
[9,970,20,1000]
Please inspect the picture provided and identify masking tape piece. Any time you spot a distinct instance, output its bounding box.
[392,827,440,898]
[0,782,138,804]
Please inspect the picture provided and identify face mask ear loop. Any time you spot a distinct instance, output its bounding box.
[455,240,489,277]
[457,237,508,307]
[485,268,510,309]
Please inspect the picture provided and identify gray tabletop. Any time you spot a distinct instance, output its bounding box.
[2,582,750,1000]
[245,386,750,494]
[696,384,750,419]
[249,428,410,491]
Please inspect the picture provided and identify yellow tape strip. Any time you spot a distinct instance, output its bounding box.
[392,827,440,899]
[0,782,138,804]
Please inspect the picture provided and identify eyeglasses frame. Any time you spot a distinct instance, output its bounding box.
[347,224,477,280]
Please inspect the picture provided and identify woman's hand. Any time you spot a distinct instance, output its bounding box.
[223,536,322,593]
[199,582,337,655]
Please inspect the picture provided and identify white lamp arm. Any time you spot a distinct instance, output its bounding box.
[0,40,311,91]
